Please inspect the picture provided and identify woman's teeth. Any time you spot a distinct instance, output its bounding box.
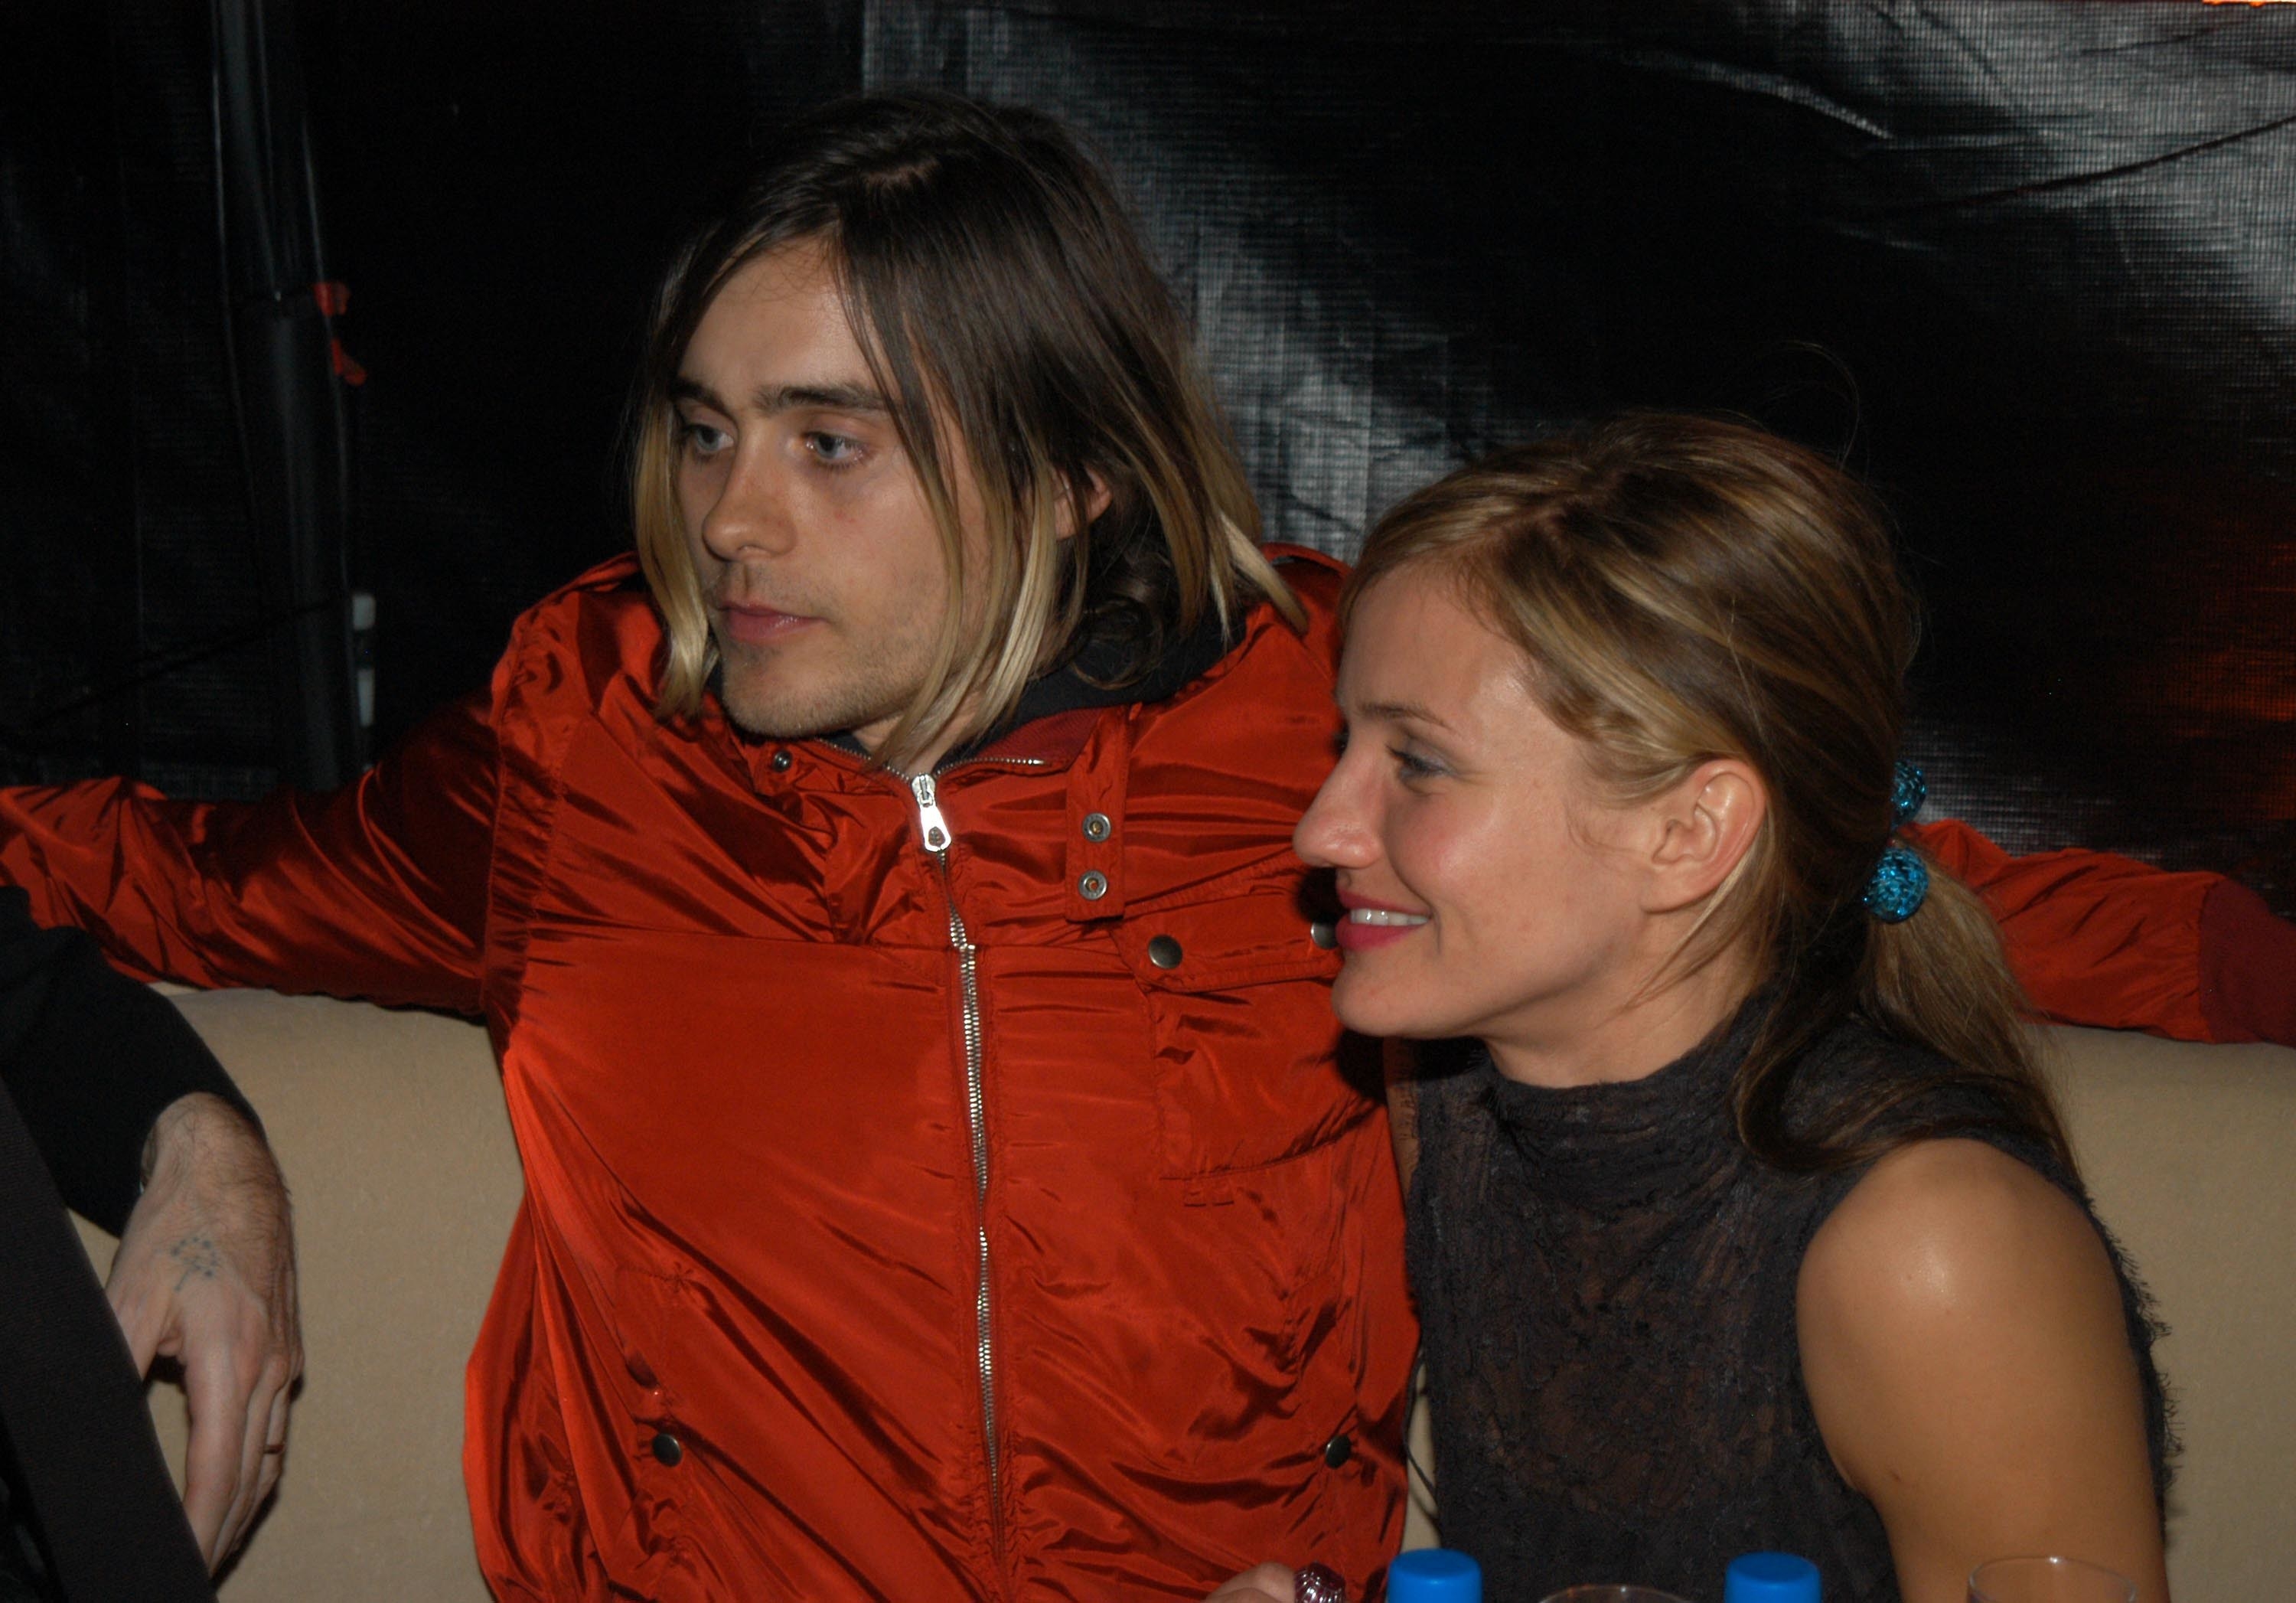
[1348,908,1429,926]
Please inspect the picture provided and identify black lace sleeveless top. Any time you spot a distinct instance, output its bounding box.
[1405,1005,2170,1603]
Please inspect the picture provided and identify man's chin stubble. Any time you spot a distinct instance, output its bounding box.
[720,682,856,742]
[715,648,886,744]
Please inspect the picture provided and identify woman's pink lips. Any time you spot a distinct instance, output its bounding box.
[718,604,820,646]
[1332,896,1430,952]
[1334,917,1422,952]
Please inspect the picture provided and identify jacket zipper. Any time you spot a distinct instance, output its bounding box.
[906,770,1004,1564]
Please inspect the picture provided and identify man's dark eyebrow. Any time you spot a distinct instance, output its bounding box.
[762,381,890,416]
[669,376,725,412]
[669,375,890,416]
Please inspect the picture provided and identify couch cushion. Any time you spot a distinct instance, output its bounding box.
[2047,1024,2296,1600]
[74,1005,2291,1595]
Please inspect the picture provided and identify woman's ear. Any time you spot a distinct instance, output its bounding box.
[1642,758,1766,914]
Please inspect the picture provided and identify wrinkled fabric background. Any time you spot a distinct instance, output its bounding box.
[3,1,2291,909]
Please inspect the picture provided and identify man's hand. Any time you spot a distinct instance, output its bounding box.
[106,1092,301,1570]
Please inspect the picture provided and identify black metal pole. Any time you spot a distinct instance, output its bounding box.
[210,0,360,790]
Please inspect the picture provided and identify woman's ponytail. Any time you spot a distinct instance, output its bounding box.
[1857,849,2071,1170]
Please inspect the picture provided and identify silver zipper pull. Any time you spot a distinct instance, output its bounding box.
[909,773,954,854]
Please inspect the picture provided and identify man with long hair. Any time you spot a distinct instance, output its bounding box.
[0,93,2277,1597]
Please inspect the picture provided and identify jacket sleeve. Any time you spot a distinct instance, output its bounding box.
[1906,817,2296,1046]
[0,886,265,1233]
[0,688,498,1016]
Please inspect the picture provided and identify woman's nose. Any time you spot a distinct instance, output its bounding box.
[1293,762,1376,870]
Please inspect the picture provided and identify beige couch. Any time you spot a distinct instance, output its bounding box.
[73,994,2294,1601]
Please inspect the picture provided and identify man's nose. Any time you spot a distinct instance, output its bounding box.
[699,455,798,562]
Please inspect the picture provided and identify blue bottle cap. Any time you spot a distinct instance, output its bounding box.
[1724,1552,1820,1603]
[1388,1546,1482,1603]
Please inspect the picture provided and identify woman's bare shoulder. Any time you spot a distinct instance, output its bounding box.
[1795,1138,2165,1602]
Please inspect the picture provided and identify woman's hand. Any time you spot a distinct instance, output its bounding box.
[1799,1138,2169,1603]
[1205,1562,1298,1603]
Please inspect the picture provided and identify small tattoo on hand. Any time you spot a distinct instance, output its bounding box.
[168,1235,221,1291]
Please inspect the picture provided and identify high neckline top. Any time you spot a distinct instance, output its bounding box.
[1405,1003,2169,1603]
[1474,1000,1757,1214]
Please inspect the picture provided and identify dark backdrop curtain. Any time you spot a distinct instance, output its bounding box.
[5,0,2291,910]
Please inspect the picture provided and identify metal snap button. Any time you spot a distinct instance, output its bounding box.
[1322,1432,1352,1468]
[651,1431,683,1467]
[1081,811,1112,842]
[769,749,792,772]
[1309,919,1338,949]
[1147,934,1182,969]
[1078,870,1109,901]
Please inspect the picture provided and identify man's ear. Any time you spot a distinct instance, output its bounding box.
[1642,758,1766,915]
[1055,470,1114,540]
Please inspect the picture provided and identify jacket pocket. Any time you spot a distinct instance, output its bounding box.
[1114,858,1377,1178]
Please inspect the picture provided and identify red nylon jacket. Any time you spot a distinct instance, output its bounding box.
[3,551,1411,1598]
[0,547,2250,1598]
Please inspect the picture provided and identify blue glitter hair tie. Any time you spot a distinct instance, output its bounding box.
[1863,762,1929,922]
[1863,844,1929,922]
[1889,760,1927,826]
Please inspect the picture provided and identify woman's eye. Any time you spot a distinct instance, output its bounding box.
[1391,746,1444,781]
[804,431,862,466]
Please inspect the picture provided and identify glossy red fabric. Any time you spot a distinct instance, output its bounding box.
[0,552,1413,1599]
[0,549,2250,1598]
[1906,818,2223,1043]
[2195,878,2296,1044]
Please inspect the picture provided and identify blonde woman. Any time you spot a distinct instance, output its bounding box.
[1215,415,2168,1603]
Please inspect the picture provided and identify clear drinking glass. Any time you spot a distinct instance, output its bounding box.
[1537,1589,1693,1603]
[1967,1556,2137,1603]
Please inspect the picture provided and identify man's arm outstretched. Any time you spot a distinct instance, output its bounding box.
[0,687,501,1013]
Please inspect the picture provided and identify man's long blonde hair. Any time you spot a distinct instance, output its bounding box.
[630,92,1299,771]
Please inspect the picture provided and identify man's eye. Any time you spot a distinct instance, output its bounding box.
[680,420,730,456]
[804,431,862,465]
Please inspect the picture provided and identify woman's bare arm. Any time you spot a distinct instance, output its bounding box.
[1798,1138,2167,1603]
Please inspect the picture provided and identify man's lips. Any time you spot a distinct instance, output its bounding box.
[1334,893,1430,952]
[716,602,820,647]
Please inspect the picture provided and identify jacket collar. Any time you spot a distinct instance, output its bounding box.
[822,604,1238,772]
